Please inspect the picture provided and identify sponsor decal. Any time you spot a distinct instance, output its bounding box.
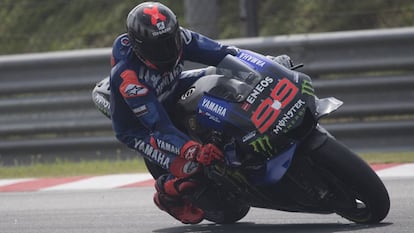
[250,78,298,133]
[183,146,198,160]
[182,161,200,175]
[138,63,183,96]
[156,138,180,155]
[201,98,227,117]
[152,26,172,37]
[156,21,165,30]
[120,36,130,46]
[148,136,179,155]
[120,70,149,98]
[301,79,315,96]
[199,109,221,123]
[124,84,149,97]
[181,87,195,100]
[239,52,266,67]
[134,139,170,169]
[249,135,273,156]
[273,99,306,135]
[132,105,149,117]
[246,76,274,105]
[93,92,109,109]
[242,130,257,142]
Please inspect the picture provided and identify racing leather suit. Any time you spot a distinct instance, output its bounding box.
[110,28,233,173]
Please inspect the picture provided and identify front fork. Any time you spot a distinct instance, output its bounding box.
[290,126,358,210]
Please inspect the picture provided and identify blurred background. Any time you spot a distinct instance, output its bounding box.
[1,0,414,55]
[0,0,414,168]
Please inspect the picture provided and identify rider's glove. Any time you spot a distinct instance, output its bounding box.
[170,141,224,178]
[180,141,224,165]
[266,54,294,69]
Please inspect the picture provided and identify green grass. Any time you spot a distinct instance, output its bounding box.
[0,152,413,179]
[0,158,149,179]
[359,152,414,164]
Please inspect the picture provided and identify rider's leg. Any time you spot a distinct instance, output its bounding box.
[153,174,204,224]
[154,67,216,224]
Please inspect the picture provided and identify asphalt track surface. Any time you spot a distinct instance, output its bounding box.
[1,176,413,233]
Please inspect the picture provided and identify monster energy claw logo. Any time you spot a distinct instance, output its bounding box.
[249,135,273,156]
[301,80,315,96]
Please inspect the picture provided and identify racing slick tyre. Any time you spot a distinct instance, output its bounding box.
[310,136,390,224]
[204,203,251,224]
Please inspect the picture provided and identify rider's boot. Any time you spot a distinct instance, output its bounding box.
[153,174,204,224]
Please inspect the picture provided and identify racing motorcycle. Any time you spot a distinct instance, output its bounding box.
[92,50,390,224]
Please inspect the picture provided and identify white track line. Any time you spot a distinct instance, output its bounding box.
[0,178,35,187]
[1,164,413,192]
[376,163,414,178]
[41,173,153,191]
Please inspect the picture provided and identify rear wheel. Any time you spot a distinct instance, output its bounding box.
[310,136,390,223]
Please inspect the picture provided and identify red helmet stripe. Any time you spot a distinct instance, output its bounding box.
[143,6,167,26]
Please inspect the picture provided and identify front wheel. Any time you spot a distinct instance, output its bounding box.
[204,204,250,224]
[310,136,390,224]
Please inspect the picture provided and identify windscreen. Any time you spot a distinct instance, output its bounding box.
[210,55,262,102]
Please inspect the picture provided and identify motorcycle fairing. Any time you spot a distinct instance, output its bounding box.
[197,94,231,130]
[197,56,316,136]
[181,53,322,187]
[245,143,297,185]
[236,50,293,80]
[196,93,256,134]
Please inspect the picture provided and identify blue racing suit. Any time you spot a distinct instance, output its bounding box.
[110,28,234,173]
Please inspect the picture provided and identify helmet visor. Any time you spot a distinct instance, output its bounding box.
[138,29,182,71]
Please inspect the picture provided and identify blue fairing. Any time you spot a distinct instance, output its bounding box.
[193,53,301,186]
[236,50,272,72]
[197,94,230,130]
[250,143,297,185]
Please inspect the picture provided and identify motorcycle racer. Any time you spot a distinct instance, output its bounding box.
[94,1,293,224]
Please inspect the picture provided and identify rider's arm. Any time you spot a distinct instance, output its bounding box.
[113,69,187,162]
[110,34,131,67]
[111,69,221,177]
[180,29,294,69]
[181,28,238,66]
